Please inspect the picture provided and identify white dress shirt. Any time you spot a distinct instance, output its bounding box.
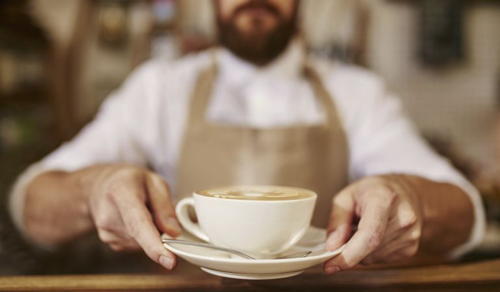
[9,40,485,257]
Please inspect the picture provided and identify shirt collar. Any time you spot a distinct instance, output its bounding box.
[216,37,305,88]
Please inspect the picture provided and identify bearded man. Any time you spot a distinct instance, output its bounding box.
[9,0,484,274]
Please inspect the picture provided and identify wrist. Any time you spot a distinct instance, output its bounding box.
[414,179,474,254]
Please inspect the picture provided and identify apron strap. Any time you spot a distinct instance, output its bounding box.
[188,49,343,130]
[186,51,218,128]
[302,62,343,129]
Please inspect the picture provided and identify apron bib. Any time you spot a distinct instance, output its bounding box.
[175,54,349,227]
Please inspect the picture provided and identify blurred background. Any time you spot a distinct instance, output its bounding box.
[0,0,499,274]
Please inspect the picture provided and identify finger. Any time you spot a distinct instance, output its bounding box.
[97,229,141,251]
[378,242,419,263]
[91,186,127,234]
[375,203,419,248]
[360,219,404,265]
[362,238,410,265]
[369,199,420,260]
[326,187,356,251]
[370,226,421,263]
[92,192,137,244]
[145,173,181,237]
[97,228,129,243]
[379,217,404,246]
[324,191,394,274]
[111,188,177,270]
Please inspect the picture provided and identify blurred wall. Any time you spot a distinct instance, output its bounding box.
[366,1,500,170]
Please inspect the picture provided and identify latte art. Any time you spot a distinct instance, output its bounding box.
[197,186,315,201]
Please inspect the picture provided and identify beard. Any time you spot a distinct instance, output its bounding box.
[216,5,298,65]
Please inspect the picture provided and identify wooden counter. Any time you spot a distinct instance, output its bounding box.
[1,258,500,292]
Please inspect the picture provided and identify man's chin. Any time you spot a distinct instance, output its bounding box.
[236,26,275,38]
[217,18,297,65]
[238,31,273,46]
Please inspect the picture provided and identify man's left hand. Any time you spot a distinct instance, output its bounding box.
[323,175,424,274]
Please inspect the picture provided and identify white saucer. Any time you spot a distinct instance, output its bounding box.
[201,267,304,280]
[162,227,344,280]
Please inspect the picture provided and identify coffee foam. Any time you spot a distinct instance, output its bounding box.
[196,186,315,201]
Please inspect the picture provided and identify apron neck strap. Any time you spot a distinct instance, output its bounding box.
[187,51,218,127]
[302,61,339,127]
[188,49,341,128]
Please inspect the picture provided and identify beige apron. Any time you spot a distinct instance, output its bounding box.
[175,54,349,227]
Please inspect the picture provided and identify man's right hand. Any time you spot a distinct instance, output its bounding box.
[25,164,181,270]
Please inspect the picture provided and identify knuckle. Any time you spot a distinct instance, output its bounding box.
[95,216,115,232]
[343,257,361,270]
[109,168,146,188]
[363,176,384,185]
[143,245,162,262]
[333,189,348,201]
[365,183,397,206]
[331,197,341,207]
[330,259,352,272]
[97,233,108,243]
[401,213,418,228]
[105,190,119,202]
[119,166,144,178]
[97,230,112,243]
[331,195,342,206]
[127,221,141,237]
[151,173,170,188]
[383,189,397,203]
[409,229,422,241]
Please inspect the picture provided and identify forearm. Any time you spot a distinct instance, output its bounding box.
[23,170,90,246]
[401,175,474,254]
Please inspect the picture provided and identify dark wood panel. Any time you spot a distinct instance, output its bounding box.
[1,258,500,292]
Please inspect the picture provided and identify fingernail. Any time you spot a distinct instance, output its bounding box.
[166,217,182,235]
[160,255,174,270]
[325,266,341,275]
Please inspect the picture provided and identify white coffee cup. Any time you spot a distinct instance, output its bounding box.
[175,185,317,259]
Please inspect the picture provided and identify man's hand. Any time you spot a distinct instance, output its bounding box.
[86,165,181,270]
[25,165,181,270]
[323,175,474,274]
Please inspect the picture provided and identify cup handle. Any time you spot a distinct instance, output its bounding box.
[175,197,210,242]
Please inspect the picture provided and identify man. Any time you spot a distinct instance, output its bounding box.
[9,0,484,274]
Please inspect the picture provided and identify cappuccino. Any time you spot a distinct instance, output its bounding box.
[197,186,315,201]
[176,185,317,258]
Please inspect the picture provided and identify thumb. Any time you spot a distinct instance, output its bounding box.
[326,187,355,251]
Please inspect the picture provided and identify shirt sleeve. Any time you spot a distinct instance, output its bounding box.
[8,63,155,240]
[336,67,486,258]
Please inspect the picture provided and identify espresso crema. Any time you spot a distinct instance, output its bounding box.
[196,186,315,201]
